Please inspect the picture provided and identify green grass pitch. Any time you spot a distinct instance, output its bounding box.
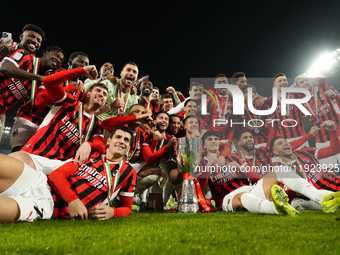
[1,210,340,255]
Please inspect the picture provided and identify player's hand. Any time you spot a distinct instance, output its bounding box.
[253,96,265,108]
[83,65,98,80]
[166,86,176,94]
[189,130,200,138]
[324,90,336,99]
[130,85,137,95]
[110,98,124,110]
[136,112,153,124]
[0,38,14,57]
[176,91,183,97]
[207,153,218,166]
[69,199,88,220]
[153,130,166,141]
[309,126,320,137]
[89,205,114,220]
[218,156,226,166]
[321,120,336,132]
[106,73,117,84]
[74,142,91,165]
[166,136,178,149]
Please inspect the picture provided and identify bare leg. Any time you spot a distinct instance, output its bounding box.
[8,151,36,170]
[0,153,26,193]
[0,197,20,222]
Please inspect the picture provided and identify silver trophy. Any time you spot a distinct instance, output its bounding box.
[176,137,202,213]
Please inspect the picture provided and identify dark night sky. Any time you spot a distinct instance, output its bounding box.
[2,0,340,126]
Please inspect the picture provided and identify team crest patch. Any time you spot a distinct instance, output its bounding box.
[13,52,23,61]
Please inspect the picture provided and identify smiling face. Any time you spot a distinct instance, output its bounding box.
[184,101,198,115]
[189,85,202,100]
[203,135,219,153]
[20,30,43,54]
[238,132,255,152]
[272,138,293,157]
[169,116,181,134]
[43,50,65,70]
[215,77,229,95]
[184,117,199,133]
[141,80,153,96]
[107,129,132,158]
[163,97,173,111]
[296,76,313,92]
[150,88,159,100]
[87,85,108,108]
[100,62,114,77]
[128,105,147,125]
[154,112,169,132]
[273,75,288,94]
[120,64,138,87]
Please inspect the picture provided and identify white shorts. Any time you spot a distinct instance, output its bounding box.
[10,117,39,149]
[0,163,53,222]
[221,179,266,212]
[130,162,147,174]
[29,154,73,175]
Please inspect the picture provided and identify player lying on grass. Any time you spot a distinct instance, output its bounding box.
[196,130,340,216]
[0,126,136,223]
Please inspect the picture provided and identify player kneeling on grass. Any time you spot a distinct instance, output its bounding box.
[0,126,136,223]
[197,131,340,216]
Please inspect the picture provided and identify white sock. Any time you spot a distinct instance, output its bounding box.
[276,168,325,204]
[240,193,278,214]
[135,175,160,195]
[163,180,173,206]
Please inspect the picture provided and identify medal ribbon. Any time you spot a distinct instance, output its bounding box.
[304,87,319,120]
[104,159,122,202]
[277,93,290,118]
[78,102,95,145]
[127,129,139,160]
[281,154,307,180]
[30,57,40,105]
[118,85,131,116]
[240,150,256,167]
[215,94,229,118]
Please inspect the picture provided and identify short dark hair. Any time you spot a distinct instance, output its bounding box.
[270,136,284,152]
[169,114,181,122]
[128,103,145,113]
[69,51,89,62]
[122,62,138,70]
[161,93,173,100]
[88,82,109,93]
[231,72,245,84]
[201,131,219,144]
[154,110,169,120]
[188,82,203,91]
[183,115,198,125]
[110,126,134,147]
[236,130,252,141]
[184,99,198,107]
[153,86,159,91]
[22,24,46,40]
[43,45,65,55]
[241,84,257,95]
[215,74,227,79]
[273,73,286,82]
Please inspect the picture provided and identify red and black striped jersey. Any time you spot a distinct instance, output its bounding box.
[197,153,250,209]
[277,147,340,191]
[127,128,150,163]
[202,96,234,141]
[268,93,306,139]
[0,49,35,114]
[238,104,271,145]
[148,132,173,164]
[237,146,272,178]
[51,152,136,219]
[21,91,103,160]
[307,84,340,143]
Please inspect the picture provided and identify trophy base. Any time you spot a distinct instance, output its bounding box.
[178,202,200,213]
